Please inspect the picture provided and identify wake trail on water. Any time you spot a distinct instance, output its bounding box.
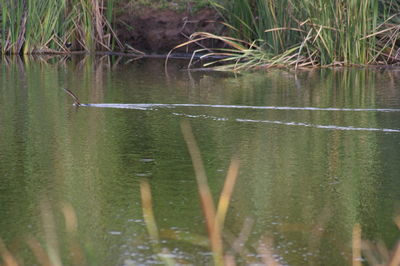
[171,113,400,133]
[79,103,400,112]
[64,89,400,133]
[77,103,400,133]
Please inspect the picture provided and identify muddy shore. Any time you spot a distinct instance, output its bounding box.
[114,5,225,54]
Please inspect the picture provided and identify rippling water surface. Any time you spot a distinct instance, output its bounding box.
[1,56,400,265]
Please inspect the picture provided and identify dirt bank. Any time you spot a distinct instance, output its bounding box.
[114,6,225,54]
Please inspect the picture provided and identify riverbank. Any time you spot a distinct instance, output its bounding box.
[114,3,224,54]
[1,0,400,70]
[0,0,224,55]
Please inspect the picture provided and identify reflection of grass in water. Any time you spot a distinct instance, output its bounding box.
[1,122,399,265]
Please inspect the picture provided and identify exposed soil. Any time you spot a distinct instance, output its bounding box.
[114,6,225,54]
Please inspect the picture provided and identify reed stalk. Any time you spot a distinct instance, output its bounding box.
[178,0,399,70]
[180,120,224,266]
[0,0,119,54]
[139,179,177,266]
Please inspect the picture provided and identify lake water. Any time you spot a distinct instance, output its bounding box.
[1,56,400,265]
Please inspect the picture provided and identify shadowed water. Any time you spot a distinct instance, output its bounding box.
[0,56,400,265]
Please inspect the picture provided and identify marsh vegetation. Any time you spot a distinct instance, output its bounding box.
[182,0,400,70]
[1,0,400,69]
[1,1,400,265]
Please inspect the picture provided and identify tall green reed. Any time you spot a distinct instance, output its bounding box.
[23,0,66,53]
[0,0,119,54]
[293,0,379,65]
[203,0,393,68]
[1,0,27,54]
[216,0,300,54]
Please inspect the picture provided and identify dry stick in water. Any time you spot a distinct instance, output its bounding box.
[40,198,62,266]
[140,179,176,266]
[389,216,400,266]
[216,157,240,266]
[0,238,18,266]
[352,223,362,266]
[257,236,281,266]
[140,180,160,242]
[25,236,52,266]
[224,218,257,264]
[216,157,240,232]
[395,215,400,230]
[61,203,86,266]
[390,242,400,266]
[180,120,224,266]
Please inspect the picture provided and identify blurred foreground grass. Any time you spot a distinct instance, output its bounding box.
[1,120,399,265]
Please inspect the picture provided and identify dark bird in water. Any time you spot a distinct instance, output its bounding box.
[63,88,81,106]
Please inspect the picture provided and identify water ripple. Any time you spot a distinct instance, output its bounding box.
[80,103,400,112]
[78,102,400,132]
[172,113,400,133]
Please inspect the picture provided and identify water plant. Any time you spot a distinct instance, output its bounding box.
[172,0,400,70]
[0,0,120,54]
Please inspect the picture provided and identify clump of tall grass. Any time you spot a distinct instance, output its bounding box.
[173,0,400,70]
[0,0,121,54]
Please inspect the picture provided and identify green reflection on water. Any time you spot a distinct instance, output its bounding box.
[0,56,400,265]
